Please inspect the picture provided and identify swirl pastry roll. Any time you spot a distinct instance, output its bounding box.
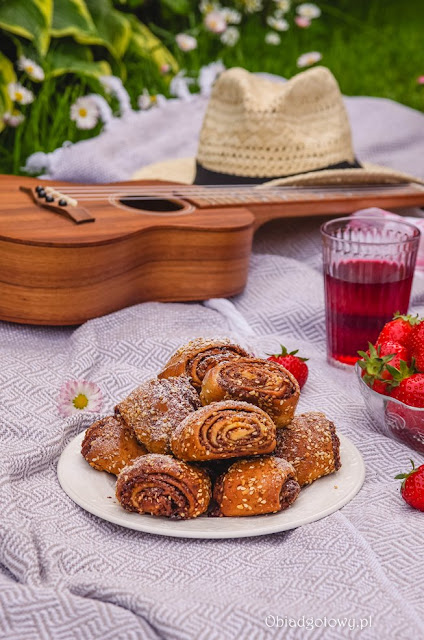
[211,457,300,517]
[158,338,251,390]
[116,454,211,519]
[81,416,147,475]
[115,376,201,454]
[275,412,341,486]
[171,400,276,461]
[200,358,300,427]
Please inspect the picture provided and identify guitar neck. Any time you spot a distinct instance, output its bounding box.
[182,183,424,210]
[48,180,424,211]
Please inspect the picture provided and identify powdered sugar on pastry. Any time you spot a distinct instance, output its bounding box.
[115,376,201,454]
[81,415,147,475]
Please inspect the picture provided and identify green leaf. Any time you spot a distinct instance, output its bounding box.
[126,14,178,72]
[45,41,111,78]
[51,0,97,41]
[0,0,53,55]
[386,360,414,383]
[393,311,421,326]
[0,51,16,132]
[116,0,146,5]
[81,0,131,59]
[161,0,190,15]
[124,0,146,6]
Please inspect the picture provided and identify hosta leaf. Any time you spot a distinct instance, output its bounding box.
[80,0,131,59]
[0,52,16,132]
[0,0,53,55]
[51,0,97,40]
[126,15,178,72]
[46,41,111,78]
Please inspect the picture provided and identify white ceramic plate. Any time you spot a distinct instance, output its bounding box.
[57,431,365,539]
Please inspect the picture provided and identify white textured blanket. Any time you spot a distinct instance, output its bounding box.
[2,78,424,640]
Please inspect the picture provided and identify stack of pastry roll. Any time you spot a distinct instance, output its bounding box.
[80,338,341,521]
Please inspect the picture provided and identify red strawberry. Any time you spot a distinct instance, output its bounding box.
[267,345,308,388]
[408,321,424,372]
[395,461,424,511]
[377,341,411,383]
[378,340,410,363]
[390,372,424,408]
[357,343,396,394]
[376,312,420,349]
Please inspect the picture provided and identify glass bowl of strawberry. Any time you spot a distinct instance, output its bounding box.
[356,313,424,454]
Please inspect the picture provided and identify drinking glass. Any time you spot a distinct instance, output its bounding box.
[321,216,420,367]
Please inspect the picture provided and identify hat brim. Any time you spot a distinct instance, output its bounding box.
[131,158,423,187]
[132,158,196,184]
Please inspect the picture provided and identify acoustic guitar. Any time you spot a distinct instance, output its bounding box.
[1,174,424,325]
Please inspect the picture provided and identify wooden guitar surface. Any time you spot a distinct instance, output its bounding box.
[1,174,424,325]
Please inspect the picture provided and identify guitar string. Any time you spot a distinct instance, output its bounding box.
[54,194,395,202]
[48,185,415,197]
[43,185,416,201]
[46,182,418,193]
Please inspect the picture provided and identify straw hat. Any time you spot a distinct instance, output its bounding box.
[133,66,422,186]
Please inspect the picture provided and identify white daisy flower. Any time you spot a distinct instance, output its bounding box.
[70,96,99,129]
[58,380,103,418]
[153,94,168,107]
[17,56,44,81]
[243,0,263,13]
[138,89,153,110]
[296,3,321,19]
[295,16,311,27]
[267,16,289,31]
[137,91,167,110]
[220,26,240,46]
[265,31,281,45]
[3,109,25,127]
[176,33,198,52]
[297,51,322,67]
[221,8,242,24]
[274,0,290,11]
[199,1,220,14]
[204,10,227,34]
[8,83,34,105]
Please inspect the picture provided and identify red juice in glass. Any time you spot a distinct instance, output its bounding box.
[324,260,413,366]
[321,217,420,368]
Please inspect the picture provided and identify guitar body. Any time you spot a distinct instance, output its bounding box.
[1,174,424,325]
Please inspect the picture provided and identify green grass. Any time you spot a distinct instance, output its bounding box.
[1,0,423,175]
[187,0,424,111]
[0,76,105,175]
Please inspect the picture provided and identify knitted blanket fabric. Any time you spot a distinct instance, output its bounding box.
[1,77,424,640]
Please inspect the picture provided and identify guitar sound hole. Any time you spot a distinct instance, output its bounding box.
[119,196,184,212]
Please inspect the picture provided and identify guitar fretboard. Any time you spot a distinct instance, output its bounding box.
[51,182,424,209]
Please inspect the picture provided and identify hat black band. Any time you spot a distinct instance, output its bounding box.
[194,159,362,185]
